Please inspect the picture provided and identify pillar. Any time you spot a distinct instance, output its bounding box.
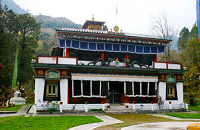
[101,51,104,60]
[154,54,157,62]
[126,53,129,67]
[65,48,69,58]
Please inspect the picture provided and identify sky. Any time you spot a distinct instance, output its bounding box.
[13,0,196,35]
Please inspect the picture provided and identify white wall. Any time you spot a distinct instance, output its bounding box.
[60,79,68,105]
[58,57,76,65]
[158,81,183,105]
[171,82,183,104]
[38,57,57,64]
[35,78,45,105]
[168,64,181,69]
[155,63,167,69]
[158,82,166,101]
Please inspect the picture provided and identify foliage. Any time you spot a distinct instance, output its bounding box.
[177,27,190,50]
[0,6,40,99]
[48,107,57,113]
[166,113,200,119]
[17,13,40,87]
[90,109,102,111]
[188,102,200,111]
[0,116,102,130]
[0,6,18,98]
[181,24,200,100]
[0,105,23,111]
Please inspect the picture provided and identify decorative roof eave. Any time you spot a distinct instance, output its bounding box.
[82,20,106,29]
[56,29,171,45]
[31,63,186,75]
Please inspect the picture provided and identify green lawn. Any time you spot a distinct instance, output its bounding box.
[0,116,102,130]
[0,105,23,111]
[188,102,200,111]
[166,113,200,119]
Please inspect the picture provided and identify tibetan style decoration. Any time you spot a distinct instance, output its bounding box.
[166,75,176,83]
[45,70,60,79]
[123,58,150,68]
[115,58,120,67]
[87,58,114,66]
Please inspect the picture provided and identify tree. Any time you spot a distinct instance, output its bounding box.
[17,13,40,87]
[150,14,178,62]
[178,27,189,50]
[0,6,18,100]
[183,24,200,101]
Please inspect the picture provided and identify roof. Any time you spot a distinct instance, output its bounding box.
[32,63,186,75]
[82,20,106,29]
[56,29,171,46]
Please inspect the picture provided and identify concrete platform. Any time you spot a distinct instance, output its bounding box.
[121,122,200,130]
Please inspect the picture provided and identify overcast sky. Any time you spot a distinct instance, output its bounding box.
[14,0,196,35]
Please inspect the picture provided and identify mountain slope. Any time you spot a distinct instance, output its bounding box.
[2,0,28,14]
[34,15,81,29]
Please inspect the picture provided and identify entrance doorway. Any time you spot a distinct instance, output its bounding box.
[109,81,124,103]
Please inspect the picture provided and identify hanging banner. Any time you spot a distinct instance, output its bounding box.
[197,0,200,44]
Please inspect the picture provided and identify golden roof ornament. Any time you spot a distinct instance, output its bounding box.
[114,25,119,34]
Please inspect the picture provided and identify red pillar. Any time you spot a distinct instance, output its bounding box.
[153,54,157,62]
[66,48,69,58]
[101,51,104,60]
[126,53,129,67]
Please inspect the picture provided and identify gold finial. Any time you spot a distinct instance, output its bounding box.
[114,25,119,34]
[92,15,94,21]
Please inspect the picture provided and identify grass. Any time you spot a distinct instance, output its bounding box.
[94,114,172,130]
[0,105,23,112]
[166,113,200,119]
[188,102,200,111]
[0,116,102,130]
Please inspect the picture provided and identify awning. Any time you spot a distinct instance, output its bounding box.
[71,73,158,82]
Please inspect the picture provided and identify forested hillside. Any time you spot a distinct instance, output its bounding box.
[2,0,82,56]
[34,15,81,29]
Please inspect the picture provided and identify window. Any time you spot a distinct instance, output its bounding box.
[101,81,108,96]
[92,81,100,96]
[166,84,178,100]
[83,81,90,96]
[46,81,58,97]
[149,82,156,95]
[74,80,81,96]
[134,82,140,95]
[126,82,133,95]
[142,82,148,95]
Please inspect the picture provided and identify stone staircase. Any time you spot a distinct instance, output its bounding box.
[105,104,135,114]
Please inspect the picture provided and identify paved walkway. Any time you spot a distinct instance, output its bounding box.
[68,115,123,130]
[0,105,30,117]
[121,122,200,130]
[150,114,200,121]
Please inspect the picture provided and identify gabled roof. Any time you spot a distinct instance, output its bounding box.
[82,20,105,29]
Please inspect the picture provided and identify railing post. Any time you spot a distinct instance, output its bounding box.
[102,102,105,111]
[85,102,88,113]
[169,101,172,110]
[185,103,188,110]
[151,102,154,112]
[34,104,37,114]
[132,102,136,111]
[60,102,63,113]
